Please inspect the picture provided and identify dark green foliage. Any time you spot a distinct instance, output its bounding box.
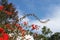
[0,0,19,34]
[1,0,8,6]
[49,32,60,40]
[33,26,52,40]
[0,0,18,24]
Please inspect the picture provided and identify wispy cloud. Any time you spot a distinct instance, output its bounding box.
[16,0,60,33]
[30,6,60,33]
[18,6,60,33]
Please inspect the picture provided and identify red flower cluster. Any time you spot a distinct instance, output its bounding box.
[15,24,26,37]
[21,29,26,37]
[15,24,23,30]
[0,6,13,15]
[0,6,4,11]
[5,11,12,15]
[0,28,9,40]
[32,24,39,30]
[5,24,14,30]
[0,28,4,33]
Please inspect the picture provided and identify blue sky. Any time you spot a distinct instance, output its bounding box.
[8,0,60,33]
[8,0,60,19]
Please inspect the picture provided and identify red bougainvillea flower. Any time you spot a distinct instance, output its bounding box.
[15,24,26,36]
[15,24,20,28]
[3,33,9,40]
[0,28,9,40]
[34,25,39,30]
[18,27,23,31]
[21,29,26,37]
[0,28,4,33]
[0,6,4,11]
[0,28,4,40]
[23,21,28,25]
[32,24,36,30]
[5,11,12,15]
[0,37,3,40]
[15,24,23,31]
[5,24,14,30]
[32,24,39,30]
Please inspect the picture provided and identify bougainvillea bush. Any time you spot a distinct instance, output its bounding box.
[0,0,52,40]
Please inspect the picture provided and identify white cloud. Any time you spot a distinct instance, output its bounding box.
[47,6,60,32]
[30,6,60,33]
[17,6,60,33]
